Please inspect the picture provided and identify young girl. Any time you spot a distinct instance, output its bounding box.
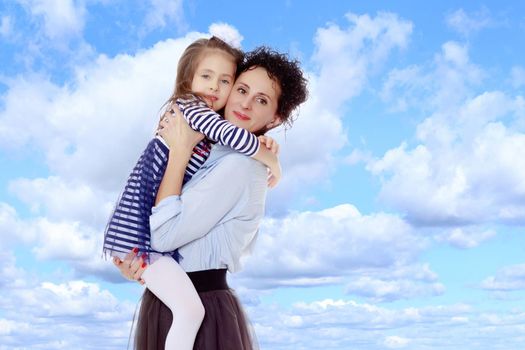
[103,37,280,350]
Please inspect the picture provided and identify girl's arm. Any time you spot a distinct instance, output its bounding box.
[180,101,281,185]
[181,102,259,156]
[252,137,281,188]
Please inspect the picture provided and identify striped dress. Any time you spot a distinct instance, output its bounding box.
[102,97,260,262]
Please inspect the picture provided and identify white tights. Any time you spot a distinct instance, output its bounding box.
[141,256,205,350]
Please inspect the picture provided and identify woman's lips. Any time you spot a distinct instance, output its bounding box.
[233,111,250,121]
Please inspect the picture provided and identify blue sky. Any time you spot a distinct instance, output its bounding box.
[1,1,525,349]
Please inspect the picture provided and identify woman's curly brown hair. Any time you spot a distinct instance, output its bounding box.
[240,47,308,129]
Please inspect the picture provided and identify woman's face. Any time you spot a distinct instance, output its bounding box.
[224,67,281,133]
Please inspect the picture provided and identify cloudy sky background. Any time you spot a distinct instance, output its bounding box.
[1,0,525,349]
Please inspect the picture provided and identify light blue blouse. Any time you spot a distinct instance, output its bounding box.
[149,144,268,273]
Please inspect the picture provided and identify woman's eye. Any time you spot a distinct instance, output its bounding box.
[201,74,210,79]
[256,97,268,105]
[237,87,246,94]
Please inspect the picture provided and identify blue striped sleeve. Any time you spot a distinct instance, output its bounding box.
[181,103,260,157]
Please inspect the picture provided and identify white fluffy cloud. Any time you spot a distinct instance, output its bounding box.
[339,264,445,302]
[0,200,121,282]
[345,269,445,302]
[0,274,137,349]
[4,278,523,350]
[0,201,96,260]
[16,0,87,39]
[0,16,13,37]
[209,22,243,48]
[251,299,471,349]
[313,12,412,111]
[267,88,347,213]
[144,0,185,33]
[381,41,484,112]
[435,227,496,248]
[31,218,98,261]
[0,202,38,249]
[0,256,133,349]
[384,336,410,349]
[480,263,525,291]
[368,94,525,226]
[2,273,523,350]
[237,204,424,289]
[267,12,413,211]
[445,8,493,37]
[0,252,28,289]
[247,298,525,350]
[510,66,525,89]
[8,176,113,225]
[370,40,525,228]
[0,32,204,192]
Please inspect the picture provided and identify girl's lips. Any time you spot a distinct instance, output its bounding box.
[205,95,218,101]
[233,111,250,121]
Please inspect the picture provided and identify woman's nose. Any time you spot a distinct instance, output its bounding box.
[240,97,252,109]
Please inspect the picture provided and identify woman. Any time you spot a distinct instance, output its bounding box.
[115,47,308,350]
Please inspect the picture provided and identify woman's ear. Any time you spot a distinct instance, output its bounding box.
[266,116,282,130]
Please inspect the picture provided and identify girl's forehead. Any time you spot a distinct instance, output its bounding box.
[199,49,236,63]
[194,50,237,77]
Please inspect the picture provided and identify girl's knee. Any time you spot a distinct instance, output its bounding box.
[178,298,204,325]
[193,300,205,324]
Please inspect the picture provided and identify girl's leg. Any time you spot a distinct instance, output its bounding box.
[141,256,205,350]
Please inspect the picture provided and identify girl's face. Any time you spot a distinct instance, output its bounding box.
[191,50,236,111]
[224,67,281,133]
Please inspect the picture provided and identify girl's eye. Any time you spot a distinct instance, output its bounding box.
[221,79,231,85]
[201,74,210,79]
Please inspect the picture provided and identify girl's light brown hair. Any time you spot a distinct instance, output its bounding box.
[163,36,244,113]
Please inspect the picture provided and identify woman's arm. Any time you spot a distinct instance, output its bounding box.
[150,153,261,252]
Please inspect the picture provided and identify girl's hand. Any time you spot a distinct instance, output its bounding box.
[113,248,147,285]
[255,135,281,187]
[258,135,280,155]
[267,160,282,188]
[158,108,205,156]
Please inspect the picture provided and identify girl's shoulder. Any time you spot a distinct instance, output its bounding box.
[176,95,208,109]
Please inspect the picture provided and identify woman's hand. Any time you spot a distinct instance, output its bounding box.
[158,108,205,158]
[155,108,205,203]
[113,248,147,285]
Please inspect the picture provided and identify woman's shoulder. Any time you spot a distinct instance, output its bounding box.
[214,148,267,177]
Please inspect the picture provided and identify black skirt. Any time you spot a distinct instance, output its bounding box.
[134,269,258,350]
